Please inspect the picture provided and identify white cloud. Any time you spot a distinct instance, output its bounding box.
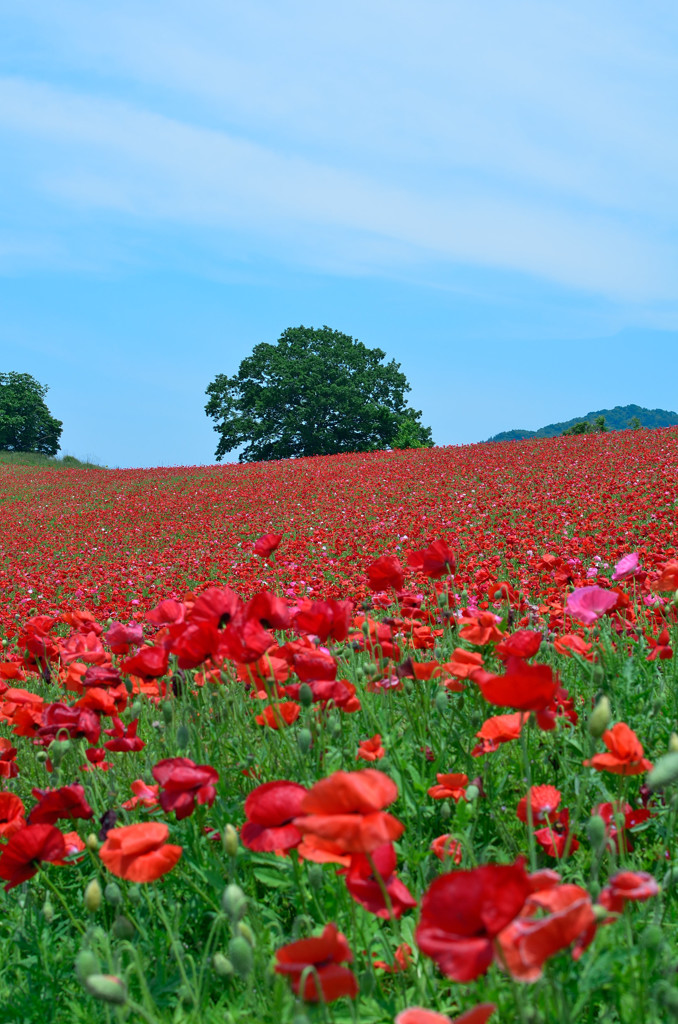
[0,1,677,298]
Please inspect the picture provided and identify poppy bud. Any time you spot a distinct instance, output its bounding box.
[228,936,253,979]
[162,701,174,725]
[298,683,314,708]
[212,953,234,977]
[465,784,480,802]
[640,924,664,951]
[128,884,142,904]
[669,733,678,754]
[648,753,678,792]
[359,968,376,995]
[42,899,54,923]
[104,882,122,906]
[592,903,611,923]
[297,728,312,755]
[222,824,238,858]
[307,864,324,890]
[292,1013,311,1024]
[327,714,342,737]
[36,750,48,764]
[440,800,452,821]
[84,880,102,913]
[75,950,101,983]
[237,922,255,947]
[435,690,448,715]
[658,981,678,1018]
[112,914,135,940]
[124,678,134,695]
[48,738,70,765]
[221,884,247,922]
[586,814,607,853]
[83,974,128,1005]
[86,833,99,852]
[176,724,190,749]
[130,701,143,718]
[587,696,611,739]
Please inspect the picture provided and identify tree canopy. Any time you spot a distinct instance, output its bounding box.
[205,325,433,462]
[0,372,63,456]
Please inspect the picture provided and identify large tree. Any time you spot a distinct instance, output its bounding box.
[205,325,433,462]
[0,372,63,456]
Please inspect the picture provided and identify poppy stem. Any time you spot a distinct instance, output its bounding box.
[39,868,85,934]
[519,714,537,872]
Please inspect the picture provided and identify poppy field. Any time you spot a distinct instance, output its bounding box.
[1,428,678,1024]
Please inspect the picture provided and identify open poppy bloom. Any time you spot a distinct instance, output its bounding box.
[566,586,618,626]
[29,784,94,825]
[430,834,463,864]
[253,532,283,558]
[473,658,558,712]
[372,941,413,973]
[584,722,653,776]
[0,792,26,839]
[516,786,561,825]
[274,922,357,1002]
[0,823,66,889]
[121,779,160,810]
[407,539,457,578]
[120,645,169,680]
[340,842,417,919]
[241,780,307,853]
[104,717,145,752]
[366,555,405,592]
[593,802,652,853]
[496,630,542,661]
[294,769,404,855]
[396,1005,496,1024]
[99,822,182,882]
[495,883,595,981]
[428,773,469,802]
[356,734,385,761]
[152,757,219,820]
[472,712,524,757]
[534,808,578,858]
[599,870,659,915]
[459,613,504,646]
[416,861,533,981]
[0,737,19,779]
[254,702,301,729]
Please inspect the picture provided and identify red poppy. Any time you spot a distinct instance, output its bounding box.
[534,808,579,858]
[357,735,385,761]
[0,792,26,839]
[593,802,652,853]
[495,883,595,981]
[654,560,678,592]
[473,658,558,712]
[407,539,457,579]
[104,717,145,752]
[294,769,404,855]
[152,757,219,820]
[99,822,182,882]
[121,779,160,810]
[0,823,66,889]
[553,634,594,660]
[190,587,242,629]
[274,922,357,1002]
[0,736,19,779]
[496,630,542,661]
[472,712,524,756]
[38,703,101,745]
[443,649,484,680]
[459,612,505,645]
[253,532,283,558]
[255,702,301,728]
[29,784,94,825]
[430,834,463,864]
[599,870,659,915]
[516,786,561,825]
[241,780,307,853]
[340,842,417,919]
[104,620,144,655]
[396,1005,496,1024]
[584,722,653,776]
[366,555,404,592]
[415,861,532,981]
[294,599,353,642]
[120,645,169,680]
[428,773,469,802]
[55,830,87,864]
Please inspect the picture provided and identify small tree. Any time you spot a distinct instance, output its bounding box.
[205,325,433,462]
[562,420,594,436]
[0,373,63,456]
[628,415,642,430]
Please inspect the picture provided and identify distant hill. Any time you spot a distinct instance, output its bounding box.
[487,404,678,443]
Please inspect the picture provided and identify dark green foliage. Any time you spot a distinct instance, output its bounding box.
[488,404,678,442]
[0,372,63,456]
[563,416,607,436]
[205,325,433,462]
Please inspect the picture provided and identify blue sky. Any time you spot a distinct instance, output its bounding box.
[2,1,678,467]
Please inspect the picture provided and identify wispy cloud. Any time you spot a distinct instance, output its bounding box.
[0,1,677,299]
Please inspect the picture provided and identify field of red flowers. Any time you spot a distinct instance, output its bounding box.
[1,428,678,1023]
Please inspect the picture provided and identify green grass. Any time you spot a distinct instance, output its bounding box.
[0,451,103,469]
